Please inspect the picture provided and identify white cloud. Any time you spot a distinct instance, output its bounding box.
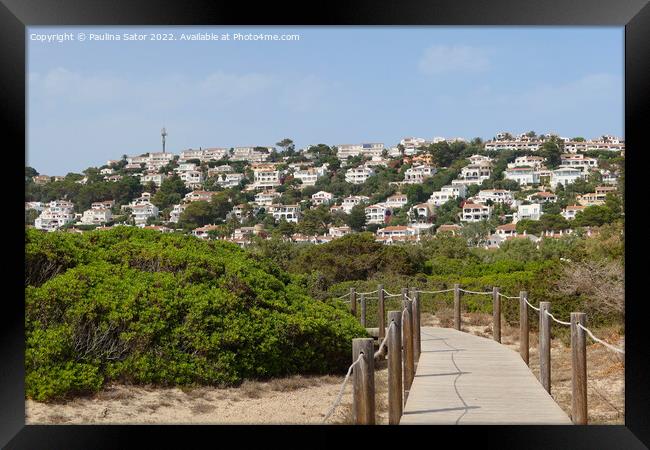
[418,44,491,75]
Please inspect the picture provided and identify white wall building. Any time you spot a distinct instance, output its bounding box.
[504,167,540,186]
[311,191,334,206]
[341,195,370,213]
[365,203,391,225]
[514,203,542,223]
[80,207,112,225]
[131,204,159,225]
[267,204,301,223]
[345,166,375,184]
[34,200,76,231]
[428,185,467,206]
[476,189,514,205]
[550,167,586,188]
[403,165,437,184]
[461,203,491,222]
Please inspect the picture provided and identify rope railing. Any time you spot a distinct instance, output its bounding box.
[382,289,402,297]
[458,288,493,295]
[578,323,625,355]
[497,292,520,300]
[525,299,541,311]
[322,353,364,423]
[417,288,455,294]
[374,321,395,359]
[544,310,572,326]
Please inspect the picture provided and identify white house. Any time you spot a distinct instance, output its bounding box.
[514,203,542,223]
[201,147,229,162]
[180,170,204,189]
[365,203,391,225]
[34,200,76,231]
[184,190,214,203]
[409,203,434,223]
[526,191,557,203]
[337,143,384,160]
[495,223,517,238]
[458,163,492,184]
[141,173,166,187]
[207,165,233,177]
[217,173,245,188]
[253,164,281,190]
[169,203,187,223]
[255,190,281,206]
[550,167,586,188]
[294,168,325,187]
[461,203,491,222]
[376,225,418,239]
[468,154,493,164]
[428,185,467,206]
[384,193,408,209]
[560,154,598,171]
[131,204,159,225]
[561,205,586,220]
[341,195,370,213]
[328,226,352,237]
[231,147,270,162]
[476,189,514,205]
[507,155,545,170]
[504,167,540,186]
[267,204,301,223]
[403,165,437,184]
[311,191,334,206]
[80,207,112,225]
[193,224,220,239]
[345,166,375,184]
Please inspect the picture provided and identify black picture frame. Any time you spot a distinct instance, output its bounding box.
[3,0,649,448]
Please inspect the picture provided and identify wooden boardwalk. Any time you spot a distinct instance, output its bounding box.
[400,327,572,425]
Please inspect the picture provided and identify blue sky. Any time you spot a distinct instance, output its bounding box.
[27,26,624,175]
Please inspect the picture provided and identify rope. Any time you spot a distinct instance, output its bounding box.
[357,290,379,296]
[459,289,493,295]
[322,353,364,423]
[382,289,402,297]
[374,322,395,359]
[544,310,571,326]
[417,288,455,294]
[335,292,350,300]
[403,294,414,303]
[578,323,625,355]
[497,292,520,299]
[525,299,540,312]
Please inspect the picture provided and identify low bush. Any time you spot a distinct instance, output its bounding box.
[25,228,367,401]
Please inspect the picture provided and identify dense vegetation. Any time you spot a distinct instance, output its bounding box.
[25,227,367,401]
[250,224,625,331]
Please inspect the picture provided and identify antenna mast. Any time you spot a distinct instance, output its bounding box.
[161,126,167,153]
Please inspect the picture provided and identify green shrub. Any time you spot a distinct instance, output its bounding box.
[25,228,367,401]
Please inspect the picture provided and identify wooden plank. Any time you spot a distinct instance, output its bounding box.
[400,327,571,425]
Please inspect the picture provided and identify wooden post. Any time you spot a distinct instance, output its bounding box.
[350,288,356,317]
[454,283,461,331]
[539,302,551,394]
[401,287,408,308]
[571,312,588,425]
[492,287,501,343]
[378,284,385,341]
[360,294,366,327]
[387,311,403,425]
[352,338,375,425]
[519,291,529,365]
[411,288,421,361]
[402,300,415,398]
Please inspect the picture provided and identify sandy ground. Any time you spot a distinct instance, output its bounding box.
[26,312,623,425]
